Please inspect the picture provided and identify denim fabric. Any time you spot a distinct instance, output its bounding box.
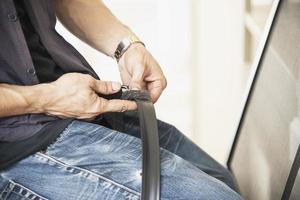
[0,120,242,200]
[118,114,239,191]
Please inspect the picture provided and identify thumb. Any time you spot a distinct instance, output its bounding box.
[91,80,121,95]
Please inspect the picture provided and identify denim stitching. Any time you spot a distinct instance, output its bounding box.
[0,180,47,200]
[0,182,10,199]
[43,120,76,153]
[35,152,141,197]
[8,180,48,200]
[10,191,38,200]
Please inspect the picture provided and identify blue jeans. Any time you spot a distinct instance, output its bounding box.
[0,118,241,200]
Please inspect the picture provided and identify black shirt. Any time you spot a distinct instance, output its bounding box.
[15,0,65,82]
[0,0,101,144]
[0,0,72,170]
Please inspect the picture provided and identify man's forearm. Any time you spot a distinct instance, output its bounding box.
[0,84,47,117]
[53,0,132,57]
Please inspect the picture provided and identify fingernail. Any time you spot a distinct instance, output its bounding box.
[112,82,121,91]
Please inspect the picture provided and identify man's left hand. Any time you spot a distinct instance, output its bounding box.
[118,43,167,103]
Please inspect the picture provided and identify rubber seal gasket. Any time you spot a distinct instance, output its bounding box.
[121,90,160,200]
[99,87,161,200]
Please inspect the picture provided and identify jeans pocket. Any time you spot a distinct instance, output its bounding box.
[0,180,48,200]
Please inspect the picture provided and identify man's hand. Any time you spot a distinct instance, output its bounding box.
[37,73,137,119]
[118,43,167,103]
[0,73,137,119]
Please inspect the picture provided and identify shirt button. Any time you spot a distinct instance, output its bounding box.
[7,13,18,21]
[26,68,36,75]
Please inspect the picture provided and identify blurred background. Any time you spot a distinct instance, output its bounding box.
[55,0,274,165]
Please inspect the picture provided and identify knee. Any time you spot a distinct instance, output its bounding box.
[160,152,242,200]
[207,165,239,193]
[157,120,182,140]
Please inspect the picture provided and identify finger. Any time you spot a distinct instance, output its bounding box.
[91,80,121,95]
[147,79,167,103]
[143,58,167,102]
[100,99,137,113]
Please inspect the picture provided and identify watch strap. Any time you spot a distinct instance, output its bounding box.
[114,35,145,62]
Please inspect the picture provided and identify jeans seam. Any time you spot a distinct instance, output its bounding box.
[8,180,48,200]
[10,191,34,200]
[43,120,75,153]
[36,152,141,197]
[0,182,9,199]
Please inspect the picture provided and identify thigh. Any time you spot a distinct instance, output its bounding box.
[0,153,139,200]
[119,114,239,192]
[48,120,240,199]
[0,120,240,200]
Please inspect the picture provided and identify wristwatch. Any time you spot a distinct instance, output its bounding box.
[114,34,145,62]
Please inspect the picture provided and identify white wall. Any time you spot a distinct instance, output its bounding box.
[192,0,247,164]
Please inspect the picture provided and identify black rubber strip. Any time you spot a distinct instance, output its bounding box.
[121,90,161,200]
[281,144,300,200]
[100,88,161,200]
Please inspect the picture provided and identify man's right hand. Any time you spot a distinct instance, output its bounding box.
[36,73,137,119]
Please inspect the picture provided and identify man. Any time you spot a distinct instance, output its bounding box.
[0,0,241,199]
